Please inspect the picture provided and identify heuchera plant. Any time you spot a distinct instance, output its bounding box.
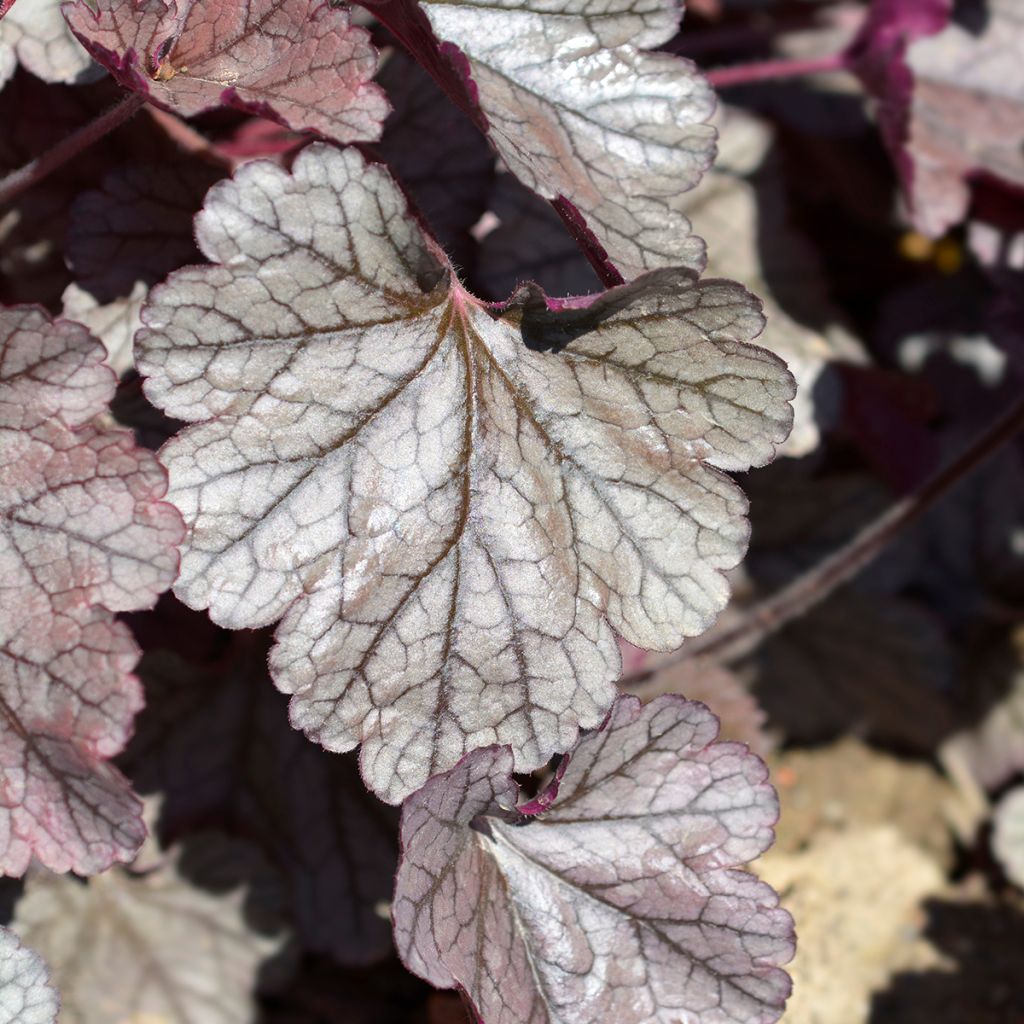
[1,0,1023,1020]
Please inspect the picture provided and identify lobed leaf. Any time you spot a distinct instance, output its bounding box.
[136,145,794,802]
[0,307,183,874]
[901,0,1024,236]
[67,160,224,304]
[0,0,95,89]
[361,0,716,280]
[393,694,794,1024]
[63,0,389,143]
[9,835,286,1024]
[0,927,58,1024]
[122,632,399,965]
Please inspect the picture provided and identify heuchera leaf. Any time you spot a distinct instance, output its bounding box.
[901,0,1024,236]
[0,307,183,875]
[67,160,225,304]
[361,0,715,280]
[393,694,794,1024]
[122,632,399,965]
[376,49,495,270]
[0,926,58,1024]
[846,0,952,222]
[0,0,95,89]
[10,835,286,1024]
[63,0,389,144]
[135,144,795,803]
[618,639,772,757]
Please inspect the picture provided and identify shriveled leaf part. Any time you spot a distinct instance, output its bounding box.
[63,0,388,143]
[136,145,794,802]
[124,639,398,965]
[368,0,715,279]
[0,307,183,874]
[0,927,58,1024]
[393,695,794,1024]
[903,1,1024,236]
[10,837,285,1024]
[0,0,95,88]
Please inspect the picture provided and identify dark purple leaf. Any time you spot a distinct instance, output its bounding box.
[67,159,224,303]
[122,628,399,965]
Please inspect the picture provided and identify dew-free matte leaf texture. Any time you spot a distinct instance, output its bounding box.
[366,0,716,279]
[902,0,1024,236]
[394,694,794,1024]
[64,0,388,143]
[10,837,286,1024]
[0,927,58,1024]
[0,307,183,874]
[123,634,398,965]
[67,160,224,303]
[376,50,494,269]
[0,0,95,88]
[136,145,794,803]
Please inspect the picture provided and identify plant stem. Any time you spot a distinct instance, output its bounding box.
[705,52,849,88]
[0,92,146,208]
[621,397,1024,684]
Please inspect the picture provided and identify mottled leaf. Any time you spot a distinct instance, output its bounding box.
[0,927,58,1024]
[363,0,716,279]
[122,629,398,965]
[393,694,794,1024]
[9,836,286,1024]
[64,0,388,143]
[0,0,95,88]
[0,307,183,874]
[135,144,794,802]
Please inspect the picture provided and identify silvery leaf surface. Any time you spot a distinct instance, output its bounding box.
[393,695,794,1024]
[64,0,388,143]
[136,144,794,803]
[0,307,182,874]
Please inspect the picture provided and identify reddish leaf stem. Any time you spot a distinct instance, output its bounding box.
[705,52,849,88]
[0,92,146,208]
[621,396,1024,684]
